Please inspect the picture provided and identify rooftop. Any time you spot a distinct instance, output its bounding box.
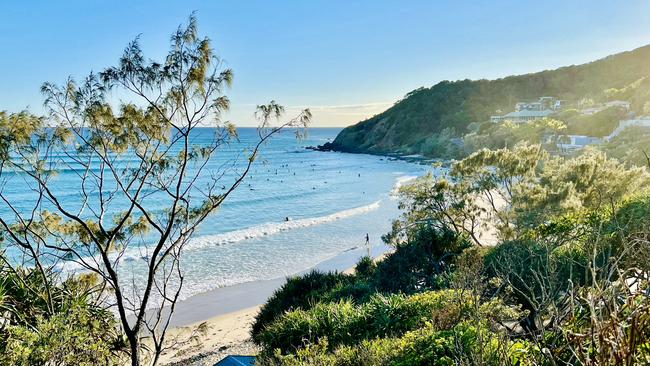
[503,109,554,118]
[214,355,256,366]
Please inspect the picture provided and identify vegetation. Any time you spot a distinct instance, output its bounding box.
[252,227,470,342]
[463,118,566,156]
[600,126,650,167]
[325,45,650,156]
[0,16,309,366]
[561,106,629,137]
[258,290,477,354]
[256,145,650,366]
[0,268,124,365]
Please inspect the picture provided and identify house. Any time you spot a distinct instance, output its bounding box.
[557,135,602,150]
[515,101,544,111]
[491,109,554,124]
[491,97,558,123]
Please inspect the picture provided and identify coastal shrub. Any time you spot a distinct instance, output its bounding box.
[374,225,470,294]
[0,302,124,366]
[252,270,355,342]
[599,126,650,167]
[353,256,376,281]
[0,267,125,365]
[262,322,538,366]
[484,239,593,332]
[564,106,628,137]
[607,195,650,270]
[258,289,474,354]
[319,280,375,305]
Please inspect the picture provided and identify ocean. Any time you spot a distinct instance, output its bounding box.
[1,127,430,305]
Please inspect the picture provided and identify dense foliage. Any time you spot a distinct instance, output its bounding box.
[258,290,476,354]
[326,45,650,156]
[256,145,650,366]
[562,106,629,137]
[463,118,566,155]
[600,126,650,167]
[0,267,124,365]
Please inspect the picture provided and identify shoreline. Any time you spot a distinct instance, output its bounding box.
[167,241,391,327]
[159,243,390,365]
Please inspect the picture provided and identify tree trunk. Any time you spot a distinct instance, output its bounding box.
[128,333,141,366]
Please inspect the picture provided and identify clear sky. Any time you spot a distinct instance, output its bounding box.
[2,0,650,127]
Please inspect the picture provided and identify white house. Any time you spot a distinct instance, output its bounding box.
[492,96,558,123]
[605,100,631,110]
[557,135,602,150]
[491,109,554,124]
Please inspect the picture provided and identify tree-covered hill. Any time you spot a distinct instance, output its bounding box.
[324,44,650,156]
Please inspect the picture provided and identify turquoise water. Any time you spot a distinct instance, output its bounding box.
[1,128,429,303]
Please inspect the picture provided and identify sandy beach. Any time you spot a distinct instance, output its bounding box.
[159,306,261,365]
[157,242,392,365]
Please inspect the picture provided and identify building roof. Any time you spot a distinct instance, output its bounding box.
[214,355,256,366]
[503,109,554,118]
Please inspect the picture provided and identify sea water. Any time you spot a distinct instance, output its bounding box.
[1,128,430,304]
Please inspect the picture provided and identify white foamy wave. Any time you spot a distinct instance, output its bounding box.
[59,200,382,272]
[391,175,418,197]
[185,200,381,251]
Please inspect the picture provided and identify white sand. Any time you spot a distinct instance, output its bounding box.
[159,305,261,365]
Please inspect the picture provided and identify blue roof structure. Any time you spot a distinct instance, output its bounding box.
[214,355,256,366]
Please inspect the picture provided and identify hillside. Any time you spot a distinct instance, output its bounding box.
[322,44,650,156]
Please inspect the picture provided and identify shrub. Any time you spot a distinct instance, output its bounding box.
[252,270,355,342]
[0,302,124,366]
[262,322,539,366]
[374,226,469,294]
[608,195,650,271]
[0,267,125,365]
[258,289,475,354]
[353,256,376,281]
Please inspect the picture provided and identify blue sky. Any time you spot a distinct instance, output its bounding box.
[2,0,650,126]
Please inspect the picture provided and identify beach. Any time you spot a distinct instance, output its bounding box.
[158,242,391,365]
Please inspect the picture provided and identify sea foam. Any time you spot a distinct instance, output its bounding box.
[185,200,382,251]
[60,200,383,271]
[390,175,418,196]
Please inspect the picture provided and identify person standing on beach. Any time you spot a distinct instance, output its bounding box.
[365,233,371,257]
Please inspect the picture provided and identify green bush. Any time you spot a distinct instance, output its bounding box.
[0,268,125,365]
[374,226,469,294]
[252,270,356,342]
[564,106,628,137]
[263,322,539,366]
[258,289,474,354]
[353,256,376,281]
[0,302,124,365]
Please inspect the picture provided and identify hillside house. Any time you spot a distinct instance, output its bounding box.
[491,96,559,123]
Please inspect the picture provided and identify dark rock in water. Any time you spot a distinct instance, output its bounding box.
[305,142,336,152]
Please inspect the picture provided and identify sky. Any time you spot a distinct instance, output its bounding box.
[1,1,650,127]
